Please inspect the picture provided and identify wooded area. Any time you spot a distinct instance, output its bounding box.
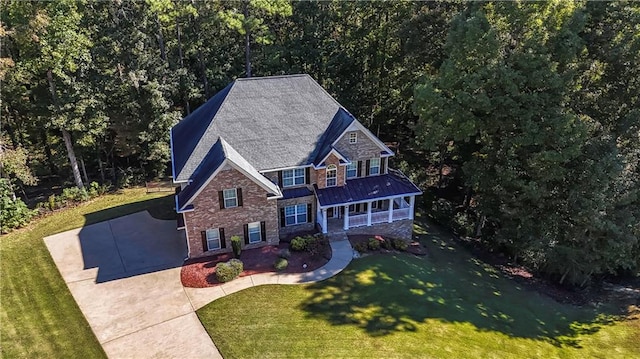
[1,1,638,286]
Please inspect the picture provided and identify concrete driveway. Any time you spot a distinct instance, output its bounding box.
[44,211,221,359]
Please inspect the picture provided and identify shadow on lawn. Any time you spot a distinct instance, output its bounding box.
[300,218,621,348]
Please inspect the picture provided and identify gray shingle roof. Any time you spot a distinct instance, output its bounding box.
[172,74,351,182]
[176,137,281,212]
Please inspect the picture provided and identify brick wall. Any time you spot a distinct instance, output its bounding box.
[277,195,316,238]
[345,219,414,240]
[335,130,383,161]
[183,165,279,258]
[315,153,345,189]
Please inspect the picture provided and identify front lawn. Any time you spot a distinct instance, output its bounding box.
[0,189,173,358]
[198,221,639,358]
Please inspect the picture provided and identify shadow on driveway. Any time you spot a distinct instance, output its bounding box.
[78,210,186,283]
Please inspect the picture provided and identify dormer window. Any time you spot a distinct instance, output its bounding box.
[282,168,305,187]
[326,164,337,187]
[349,132,357,144]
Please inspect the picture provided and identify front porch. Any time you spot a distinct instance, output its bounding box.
[319,195,415,234]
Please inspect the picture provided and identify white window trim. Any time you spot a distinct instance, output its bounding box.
[369,158,380,176]
[285,204,307,226]
[346,162,357,179]
[248,222,261,244]
[326,164,337,187]
[349,132,357,144]
[206,228,221,251]
[282,168,305,187]
[223,188,238,208]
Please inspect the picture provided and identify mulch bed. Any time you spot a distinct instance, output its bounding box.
[181,243,331,288]
[347,234,427,256]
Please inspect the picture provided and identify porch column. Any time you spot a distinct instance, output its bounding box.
[343,205,349,230]
[388,197,394,223]
[367,201,372,226]
[322,208,328,234]
[409,196,415,220]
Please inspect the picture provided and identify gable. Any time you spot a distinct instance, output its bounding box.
[332,121,393,160]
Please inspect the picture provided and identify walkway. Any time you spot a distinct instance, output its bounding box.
[44,211,352,359]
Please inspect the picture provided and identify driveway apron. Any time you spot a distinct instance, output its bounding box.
[44,211,222,359]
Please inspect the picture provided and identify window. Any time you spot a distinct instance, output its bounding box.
[369,158,380,176]
[248,222,261,244]
[326,164,337,187]
[282,168,305,187]
[206,229,221,251]
[285,204,307,226]
[349,132,357,144]
[372,201,378,209]
[346,162,357,179]
[223,188,237,208]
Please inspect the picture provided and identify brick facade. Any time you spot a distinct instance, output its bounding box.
[183,165,279,258]
[343,219,414,240]
[315,154,345,189]
[277,195,316,238]
[334,130,382,161]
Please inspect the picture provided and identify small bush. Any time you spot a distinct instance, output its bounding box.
[353,242,368,253]
[290,236,308,251]
[279,248,291,259]
[392,239,408,251]
[216,259,244,282]
[380,238,392,250]
[0,180,36,233]
[231,235,242,258]
[367,238,381,251]
[274,258,288,271]
[48,194,57,211]
[228,258,244,273]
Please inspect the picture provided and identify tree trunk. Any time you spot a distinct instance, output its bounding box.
[40,129,58,175]
[47,69,84,189]
[61,129,84,189]
[176,20,190,114]
[80,157,89,184]
[244,1,251,77]
[474,215,486,237]
[155,15,167,62]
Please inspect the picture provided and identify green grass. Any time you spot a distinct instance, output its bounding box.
[198,221,639,359]
[0,189,173,358]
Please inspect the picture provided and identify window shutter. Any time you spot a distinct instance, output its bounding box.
[243,224,249,244]
[277,171,283,186]
[381,158,386,174]
[357,160,363,177]
[305,167,310,184]
[280,208,286,227]
[220,228,226,248]
[307,204,312,223]
[237,188,243,207]
[201,231,208,252]
[260,221,266,241]
[365,159,370,176]
[218,191,225,209]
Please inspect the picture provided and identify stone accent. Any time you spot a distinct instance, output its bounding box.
[315,154,345,189]
[277,195,316,238]
[334,130,383,161]
[183,165,279,258]
[343,219,413,240]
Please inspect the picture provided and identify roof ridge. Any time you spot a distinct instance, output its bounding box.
[234,74,309,81]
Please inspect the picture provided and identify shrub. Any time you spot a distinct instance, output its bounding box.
[48,194,57,211]
[279,248,291,259]
[0,179,36,233]
[228,258,244,274]
[367,238,381,251]
[290,236,308,251]
[231,235,242,258]
[274,258,288,271]
[216,259,243,282]
[353,242,368,253]
[392,239,408,251]
[380,238,392,250]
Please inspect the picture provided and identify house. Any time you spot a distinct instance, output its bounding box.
[171,75,422,258]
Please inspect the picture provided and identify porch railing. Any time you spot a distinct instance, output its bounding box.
[393,208,410,221]
[348,213,368,228]
[371,210,389,224]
